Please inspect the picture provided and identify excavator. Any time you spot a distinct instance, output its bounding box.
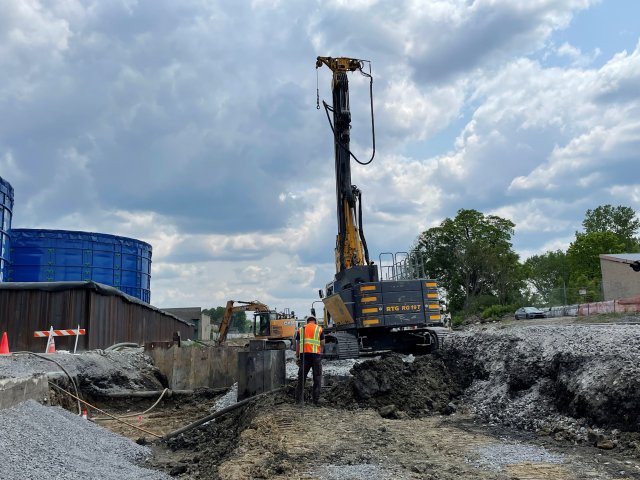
[216,300,297,349]
[315,56,448,359]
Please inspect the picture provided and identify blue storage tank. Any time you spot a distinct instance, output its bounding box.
[0,176,13,282]
[8,229,152,303]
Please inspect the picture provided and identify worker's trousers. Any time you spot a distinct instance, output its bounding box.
[296,354,322,404]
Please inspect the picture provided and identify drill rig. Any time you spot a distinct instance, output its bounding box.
[316,56,447,359]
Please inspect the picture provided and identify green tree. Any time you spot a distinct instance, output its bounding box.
[567,231,625,281]
[582,205,640,251]
[203,306,251,333]
[413,209,523,313]
[523,250,568,305]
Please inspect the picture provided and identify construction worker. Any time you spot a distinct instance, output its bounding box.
[295,315,325,405]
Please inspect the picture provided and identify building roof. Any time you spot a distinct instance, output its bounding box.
[163,307,202,322]
[0,281,192,327]
[600,253,640,264]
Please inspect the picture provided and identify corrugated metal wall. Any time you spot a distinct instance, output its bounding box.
[0,282,193,351]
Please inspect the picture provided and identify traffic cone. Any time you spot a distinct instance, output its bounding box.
[0,332,9,355]
[47,336,56,353]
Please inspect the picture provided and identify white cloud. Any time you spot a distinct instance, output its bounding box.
[1,0,638,314]
[555,41,601,67]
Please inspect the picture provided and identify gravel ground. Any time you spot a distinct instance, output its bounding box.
[0,400,168,479]
[444,323,640,446]
[314,463,409,480]
[212,383,237,411]
[469,440,565,471]
[285,349,391,380]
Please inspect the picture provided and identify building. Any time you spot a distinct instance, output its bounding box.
[599,253,640,301]
[0,281,192,351]
[163,307,212,340]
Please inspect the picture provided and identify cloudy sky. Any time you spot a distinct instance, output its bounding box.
[2,0,639,315]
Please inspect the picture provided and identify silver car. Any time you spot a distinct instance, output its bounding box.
[515,306,545,320]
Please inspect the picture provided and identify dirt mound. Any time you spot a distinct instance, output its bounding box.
[74,352,166,395]
[326,354,463,417]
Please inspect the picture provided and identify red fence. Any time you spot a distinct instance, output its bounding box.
[576,295,640,316]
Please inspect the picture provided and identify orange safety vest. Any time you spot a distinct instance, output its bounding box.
[299,323,323,354]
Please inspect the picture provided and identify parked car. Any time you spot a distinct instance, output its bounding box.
[514,306,546,320]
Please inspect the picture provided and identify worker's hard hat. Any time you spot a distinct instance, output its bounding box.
[306,315,317,323]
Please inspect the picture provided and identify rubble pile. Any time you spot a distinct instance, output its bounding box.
[443,323,640,448]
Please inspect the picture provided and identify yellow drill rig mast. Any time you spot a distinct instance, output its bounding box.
[316,56,447,359]
[316,56,375,276]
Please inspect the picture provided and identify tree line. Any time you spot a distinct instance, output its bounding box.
[411,204,640,320]
[202,307,253,333]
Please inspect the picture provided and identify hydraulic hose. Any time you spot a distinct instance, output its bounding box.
[13,351,82,415]
[357,191,370,264]
[91,388,170,421]
[104,342,139,351]
[48,382,162,439]
[159,386,285,442]
[321,69,375,166]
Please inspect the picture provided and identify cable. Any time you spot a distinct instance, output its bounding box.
[321,66,376,166]
[48,382,162,439]
[91,388,170,421]
[13,351,82,415]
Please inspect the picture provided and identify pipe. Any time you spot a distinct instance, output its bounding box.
[104,342,139,351]
[99,387,228,399]
[159,387,285,442]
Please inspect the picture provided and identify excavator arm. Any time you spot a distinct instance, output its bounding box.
[217,300,269,344]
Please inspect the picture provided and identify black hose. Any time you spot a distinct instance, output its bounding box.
[357,191,370,264]
[13,351,82,415]
[159,387,285,442]
[104,342,139,351]
[321,67,375,166]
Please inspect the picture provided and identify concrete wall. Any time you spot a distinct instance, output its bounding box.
[201,312,212,341]
[145,344,239,390]
[0,374,49,410]
[600,257,640,301]
[237,348,285,401]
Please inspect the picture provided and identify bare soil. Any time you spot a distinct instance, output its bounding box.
[138,392,640,479]
[51,319,640,479]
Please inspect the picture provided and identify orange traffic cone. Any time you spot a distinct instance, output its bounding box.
[47,336,56,354]
[0,332,9,355]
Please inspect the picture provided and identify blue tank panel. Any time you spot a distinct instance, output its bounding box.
[0,177,14,282]
[8,229,152,303]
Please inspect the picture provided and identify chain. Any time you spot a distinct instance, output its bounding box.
[316,68,320,109]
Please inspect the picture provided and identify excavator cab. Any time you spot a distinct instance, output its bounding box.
[254,311,275,337]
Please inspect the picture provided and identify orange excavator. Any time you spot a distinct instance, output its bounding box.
[216,300,297,348]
